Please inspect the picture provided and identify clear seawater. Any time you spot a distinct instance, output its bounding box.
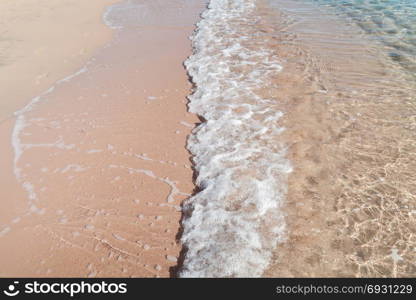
[179,0,416,277]
[307,0,416,73]
[264,0,416,277]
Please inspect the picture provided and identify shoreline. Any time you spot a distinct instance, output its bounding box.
[1,0,415,278]
[0,0,119,122]
[0,0,120,234]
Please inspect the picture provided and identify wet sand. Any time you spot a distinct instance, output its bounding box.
[0,0,205,277]
[0,0,119,219]
[0,0,118,121]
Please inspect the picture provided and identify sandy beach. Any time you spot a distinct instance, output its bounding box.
[1,0,415,279]
[0,0,204,277]
[0,0,119,121]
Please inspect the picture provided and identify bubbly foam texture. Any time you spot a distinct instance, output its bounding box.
[180,0,292,277]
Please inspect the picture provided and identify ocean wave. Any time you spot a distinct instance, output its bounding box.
[179,0,292,277]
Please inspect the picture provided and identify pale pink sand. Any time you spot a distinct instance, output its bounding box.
[0,0,205,277]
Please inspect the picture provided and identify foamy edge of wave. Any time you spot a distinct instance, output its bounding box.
[103,4,123,30]
[179,0,292,277]
[11,67,88,217]
[9,1,121,221]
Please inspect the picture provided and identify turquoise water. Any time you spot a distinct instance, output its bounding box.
[307,0,416,72]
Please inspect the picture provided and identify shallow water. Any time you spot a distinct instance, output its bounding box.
[180,0,291,277]
[181,0,416,277]
[264,0,416,277]
[308,0,416,74]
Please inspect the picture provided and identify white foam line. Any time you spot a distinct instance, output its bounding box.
[2,0,122,239]
[108,164,188,205]
[8,63,89,230]
[179,0,292,277]
[56,67,88,84]
[60,164,88,174]
[103,4,123,30]
[180,121,194,128]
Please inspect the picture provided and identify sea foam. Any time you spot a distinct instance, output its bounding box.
[180,0,292,277]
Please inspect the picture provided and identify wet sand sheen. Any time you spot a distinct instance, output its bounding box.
[0,0,205,277]
[0,0,120,237]
[0,0,119,121]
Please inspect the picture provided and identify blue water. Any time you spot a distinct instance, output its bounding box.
[307,0,416,72]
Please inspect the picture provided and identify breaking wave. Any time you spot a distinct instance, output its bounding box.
[179,0,292,277]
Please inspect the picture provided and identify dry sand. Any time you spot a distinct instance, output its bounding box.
[0,0,205,277]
